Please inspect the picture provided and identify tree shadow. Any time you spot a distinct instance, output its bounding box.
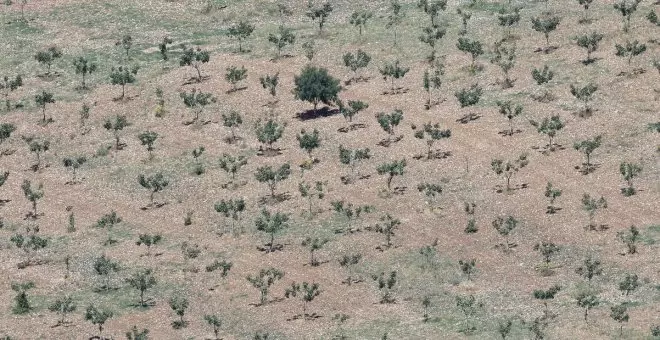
[286,313,322,321]
[381,87,409,95]
[340,174,370,185]
[140,202,168,211]
[256,147,283,157]
[256,243,284,253]
[581,57,601,65]
[534,46,558,54]
[111,94,139,102]
[182,75,210,86]
[494,183,529,194]
[377,135,403,147]
[575,163,601,175]
[0,199,11,206]
[617,68,646,77]
[296,107,340,121]
[344,76,371,86]
[258,192,291,205]
[498,129,523,137]
[337,123,367,133]
[573,108,597,118]
[456,113,481,124]
[226,86,248,94]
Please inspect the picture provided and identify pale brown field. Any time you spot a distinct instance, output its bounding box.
[0,0,658,339]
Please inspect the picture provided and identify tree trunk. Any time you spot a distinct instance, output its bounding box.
[195,65,202,82]
[121,83,125,99]
[269,233,274,252]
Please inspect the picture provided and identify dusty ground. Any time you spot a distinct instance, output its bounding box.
[0,0,658,339]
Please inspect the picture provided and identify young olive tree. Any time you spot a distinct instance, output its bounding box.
[137,131,158,159]
[531,15,561,51]
[617,226,640,255]
[343,50,371,83]
[73,57,97,89]
[491,40,516,88]
[413,123,450,159]
[306,2,333,33]
[573,135,602,173]
[34,47,62,75]
[573,33,602,66]
[379,60,409,93]
[544,182,562,214]
[1,75,23,111]
[255,163,290,198]
[570,83,598,116]
[125,268,157,307]
[372,271,397,303]
[225,66,247,92]
[529,115,564,151]
[85,305,113,338]
[491,154,528,192]
[34,90,55,123]
[219,153,248,181]
[227,21,255,53]
[246,268,284,305]
[285,282,321,319]
[268,26,296,59]
[615,40,646,66]
[581,193,607,230]
[386,0,405,46]
[255,118,285,151]
[376,109,403,145]
[496,100,523,135]
[137,172,169,205]
[222,110,242,143]
[179,46,210,82]
[457,38,483,71]
[349,10,373,35]
[109,65,139,100]
[492,215,518,252]
[180,88,215,123]
[619,162,642,196]
[614,0,642,32]
[338,145,370,182]
[376,159,406,190]
[63,156,87,183]
[422,64,444,109]
[21,180,43,218]
[531,65,555,102]
[214,198,246,235]
[22,136,50,171]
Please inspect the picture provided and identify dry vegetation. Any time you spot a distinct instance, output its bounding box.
[0,0,659,339]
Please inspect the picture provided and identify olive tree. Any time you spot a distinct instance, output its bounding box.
[349,10,373,35]
[180,88,215,123]
[246,268,284,305]
[457,37,483,71]
[573,135,602,173]
[1,75,22,111]
[125,268,157,307]
[255,163,290,198]
[531,15,561,51]
[34,46,62,75]
[227,21,255,53]
[109,65,139,99]
[376,159,406,190]
[379,60,409,93]
[529,115,564,151]
[21,180,43,218]
[413,123,450,159]
[137,172,169,205]
[293,65,341,114]
[34,90,55,123]
[225,66,247,92]
[285,282,321,319]
[63,156,87,183]
[581,193,607,230]
[85,305,113,338]
[103,115,130,150]
[576,32,603,64]
[386,0,405,45]
[615,40,646,66]
[268,26,295,59]
[73,57,97,89]
[179,46,210,82]
[343,49,371,83]
[619,162,642,196]
[491,154,528,192]
[613,0,642,32]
